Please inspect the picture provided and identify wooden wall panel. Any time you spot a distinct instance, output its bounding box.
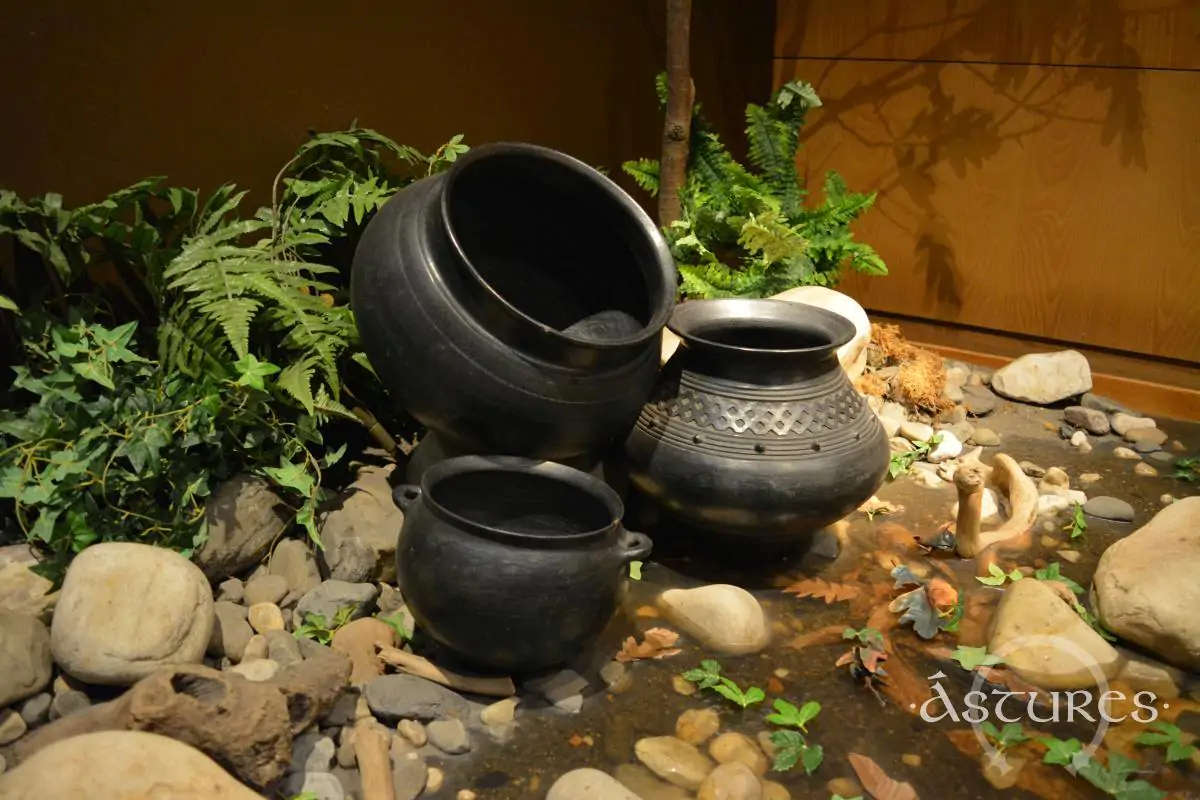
[775,0,1200,366]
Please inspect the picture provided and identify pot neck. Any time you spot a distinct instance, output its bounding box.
[674,336,843,385]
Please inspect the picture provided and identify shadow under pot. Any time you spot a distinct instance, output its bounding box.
[351,142,677,461]
[624,298,890,544]
[392,455,651,674]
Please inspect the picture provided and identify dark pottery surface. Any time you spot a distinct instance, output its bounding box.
[624,298,890,543]
[351,142,677,460]
[393,455,651,673]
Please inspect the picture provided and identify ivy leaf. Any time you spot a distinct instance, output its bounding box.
[234,353,281,392]
[263,459,315,498]
[71,357,115,390]
[952,645,1004,671]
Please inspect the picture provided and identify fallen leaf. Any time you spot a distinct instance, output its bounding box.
[783,577,861,603]
[787,624,846,651]
[848,752,920,800]
[615,627,681,663]
[767,676,784,693]
[924,578,959,612]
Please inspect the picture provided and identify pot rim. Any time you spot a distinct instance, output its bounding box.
[438,142,676,351]
[668,298,856,356]
[414,454,625,545]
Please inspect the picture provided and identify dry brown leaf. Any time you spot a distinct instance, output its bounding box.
[848,752,920,800]
[787,624,846,651]
[767,676,784,693]
[783,577,860,604]
[614,627,681,663]
[859,496,904,517]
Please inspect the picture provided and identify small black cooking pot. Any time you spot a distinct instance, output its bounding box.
[392,455,652,673]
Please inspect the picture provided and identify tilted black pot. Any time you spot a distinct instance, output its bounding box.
[351,142,677,461]
[392,455,652,673]
[624,299,890,543]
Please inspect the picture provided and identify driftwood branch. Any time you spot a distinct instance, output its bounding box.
[375,645,515,697]
[353,719,395,800]
[658,0,694,227]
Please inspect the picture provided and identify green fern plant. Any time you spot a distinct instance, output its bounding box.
[623,75,886,298]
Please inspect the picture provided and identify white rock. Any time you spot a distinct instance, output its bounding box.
[0,730,263,799]
[1092,497,1200,670]
[990,350,1092,405]
[898,421,935,443]
[1113,447,1141,460]
[658,585,769,655]
[1070,430,1088,448]
[548,768,642,800]
[51,543,213,685]
[1037,494,1072,517]
[989,578,1120,689]
[927,430,963,463]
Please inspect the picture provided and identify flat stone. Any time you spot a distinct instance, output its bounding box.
[392,749,427,800]
[961,385,997,416]
[658,585,769,655]
[548,768,642,800]
[1134,463,1159,477]
[990,350,1092,405]
[480,697,519,727]
[265,630,303,668]
[1081,392,1127,415]
[1149,451,1176,463]
[243,574,289,607]
[613,764,693,800]
[970,427,1000,446]
[194,475,287,581]
[50,542,213,685]
[1064,406,1110,435]
[0,709,28,745]
[48,690,90,721]
[290,731,335,774]
[17,693,51,727]
[898,421,935,443]
[1019,461,1046,478]
[1133,439,1161,454]
[269,539,321,595]
[426,718,471,754]
[364,674,471,722]
[318,465,403,583]
[525,668,588,709]
[1126,427,1168,448]
[1083,496,1136,523]
[0,613,52,708]
[1111,412,1156,437]
[1093,497,1200,669]
[208,601,253,661]
[1113,446,1141,460]
[1117,656,1182,700]
[216,578,245,604]
[635,736,715,791]
[292,581,379,630]
[1078,473,1101,485]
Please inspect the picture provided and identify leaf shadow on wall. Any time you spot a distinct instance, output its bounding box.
[794,0,1149,317]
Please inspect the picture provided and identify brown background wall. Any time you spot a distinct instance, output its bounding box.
[774,0,1200,396]
[0,0,773,209]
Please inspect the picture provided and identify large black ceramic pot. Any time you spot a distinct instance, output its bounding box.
[392,455,652,673]
[351,143,677,461]
[624,299,889,544]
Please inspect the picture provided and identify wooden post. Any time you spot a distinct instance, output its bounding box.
[658,0,694,227]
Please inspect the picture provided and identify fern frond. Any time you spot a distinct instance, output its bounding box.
[622,159,661,195]
[278,356,317,414]
[313,385,359,424]
[738,210,807,266]
[156,301,232,378]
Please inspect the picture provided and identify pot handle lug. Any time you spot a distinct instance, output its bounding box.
[393,484,422,513]
[617,529,653,563]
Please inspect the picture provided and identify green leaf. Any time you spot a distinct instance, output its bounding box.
[976,563,1023,586]
[0,294,20,313]
[263,459,316,498]
[952,645,1004,671]
[800,742,824,775]
[71,358,115,390]
[234,353,281,392]
[628,560,643,580]
[766,698,821,731]
[1034,562,1085,594]
[770,730,805,772]
[1039,736,1083,766]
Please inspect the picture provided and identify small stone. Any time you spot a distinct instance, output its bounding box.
[243,574,289,607]
[757,731,777,760]
[676,707,721,745]
[525,668,588,711]
[899,421,935,443]
[216,578,245,604]
[291,731,336,774]
[0,709,28,745]
[760,779,791,800]
[457,792,477,800]
[945,404,968,424]
[877,402,907,438]
[927,430,963,463]
[365,674,471,722]
[281,770,345,800]
[376,583,406,617]
[335,731,356,769]
[296,637,338,662]
[328,538,376,584]
[1059,550,1082,563]
[480,698,519,727]
[1126,426,1168,447]
[322,690,360,728]
[1149,451,1176,463]
[1083,496,1135,522]
[599,660,630,691]
[426,718,471,754]
[635,736,715,790]
[889,437,915,454]
[961,385,997,416]
[292,580,379,630]
[902,753,923,767]
[1134,463,1159,477]
[970,428,1000,447]
[547,769,643,800]
[1133,439,1161,454]
[1019,461,1046,478]
[1064,406,1110,435]
[1042,521,1056,534]
[280,590,302,609]
[0,612,53,708]
[1037,494,1072,517]
[242,634,268,662]
[393,750,427,800]
[1070,430,1089,447]
[827,778,864,798]
[1081,392,1126,415]
[331,766,362,799]
[227,658,280,682]
[1042,467,1070,488]
[1117,656,1182,700]
[18,692,52,727]
[1058,423,1076,440]
[1078,473,1101,485]
[208,601,253,661]
[48,690,90,721]
[613,764,692,799]
[1111,412,1156,437]
[266,629,303,668]
[658,584,770,655]
[708,732,768,776]
[425,767,445,794]
[269,539,322,595]
[1041,535,1058,548]
[697,761,762,800]
[672,675,697,696]
[398,719,428,747]
[983,754,1026,790]
[1114,446,1141,460]
[1161,494,1177,506]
